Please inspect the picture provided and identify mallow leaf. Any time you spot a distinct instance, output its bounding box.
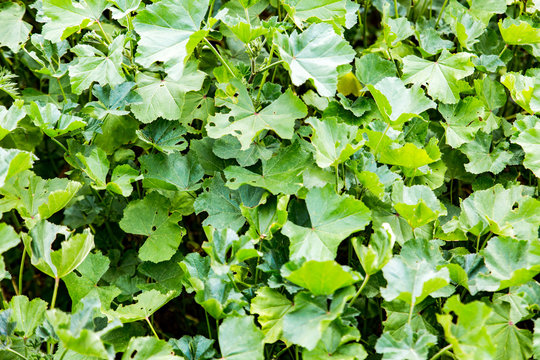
[391,181,446,228]
[122,336,183,360]
[27,102,85,137]
[250,287,294,344]
[402,50,475,104]
[8,295,48,338]
[218,316,265,360]
[352,222,396,276]
[119,191,186,262]
[511,115,540,177]
[306,117,363,168]
[0,2,32,52]
[140,152,204,192]
[224,141,311,195]
[275,23,356,96]
[501,72,540,115]
[42,0,109,42]
[367,77,436,129]
[282,184,371,261]
[281,0,357,29]
[283,260,361,295]
[0,148,36,188]
[24,220,94,279]
[375,324,437,360]
[133,0,209,77]
[499,18,540,45]
[0,101,26,141]
[207,79,307,150]
[107,289,177,322]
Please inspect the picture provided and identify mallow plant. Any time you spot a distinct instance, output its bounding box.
[0,0,539,359]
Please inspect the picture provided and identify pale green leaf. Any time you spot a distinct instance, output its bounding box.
[0,2,31,52]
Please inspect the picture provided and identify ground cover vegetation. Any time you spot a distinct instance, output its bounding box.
[0,0,539,358]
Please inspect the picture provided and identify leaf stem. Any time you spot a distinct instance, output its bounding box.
[273,345,290,359]
[435,0,449,28]
[50,277,60,309]
[4,348,28,360]
[498,44,508,58]
[348,274,370,307]
[393,0,399,18]
[335,163,340,192]
[18,247,26,296]
[256,41,277,105]
[145,316,159,339]
[258,60,284,73]
[205,310,213,340]
[50,136,68,153]
[373,124,391,156]
[203,38,236,79]
[429,344,453,360]
[363,0,369,48]
[96,20,112,45]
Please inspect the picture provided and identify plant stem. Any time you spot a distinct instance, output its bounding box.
[18,248,26,296]
[498,44,508,58]
[96,20,112,45]
[4,348,28,360]
[258,60,284,73]
[256,41,277,105]
[393,0,399,18]
[373,124,391,156]
[429,344,453,360]
[273,345,290,359]
[335,163,340,192]
[56,77,67,102]
[145,317,159,339]
[435,0,449,27]
[205,310,213,340]
[348,274,370,306]
[50,277,60,309]
[50,136,68,152]
[363,0,369,48]
[203,38,236,78]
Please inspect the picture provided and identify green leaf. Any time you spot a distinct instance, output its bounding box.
[224,142,311,194]
[194,176,245,231]
[275,23,356,96]
[282,286,355,350]
[479,236,540,291]
[0,148,36,188]
[106,164,140,197]
[353,222,396,275]
[27,102,86,137]
[354,54,397,86]
[443,0,487,50]
[68,35,125,94]
[367,77,436,129]
[218,316,264,360]
[282,184,371,261]
[437,295,496,360]
[107,289,176,322]
[133,0,209,77]
[391,181,446,228]
[501,72,540,114]
[131,64,205,123]
[381,256,450,306]
[282,0,358,29]
[250,287,294,344]
[283,260,361,295]
[63,252,121,309]
[140,152,204,191]
[242,194,289,240]
[402,50,475,104]
[122,337,183,359]
[25,220,94,279]
[486,302,533,360]
[74,145,109,189]
[0,172,81,226]
[136,120,188,154]
[42,0,109,42]
[207,79,307,150]
[439,96,486,148]
[383,16,414,47]
[499,18,540,45]
[87,82,142,119]
[307,117,363,168]
[213,135,278,168]
[459,132,512,175]
[169,335,216,360]
[534,319,540,359]
[8,295,48,338]
[119,191,185,262]
[375,324,437,360]
[511,115,540,177]
[0,102,26,141]
[0,2,31,52]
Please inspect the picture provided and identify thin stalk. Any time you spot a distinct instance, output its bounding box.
[50,137,68,152]
[348,274,370,307]
[18,248,26,296]
[208,0,216,21]
[435,0,449,28]
[429,344,453,360]
[11,278,19,296]
[96,20,112,45]
[363,0,369,48]
[227,272,241,292]
[145,317,159,339]
[258,60,284,73]
[205,310,213,340]
[56,77,67,102]
[203,38,236,78]
[393,0,399,18]
[498,44,508,58]
[50,277,60,309]
[273,345,290,359]
[335,163,340,192]
[255,42,277,104]
[4,348,28,360]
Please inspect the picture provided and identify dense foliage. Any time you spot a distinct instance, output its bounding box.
[0,0,539,359]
